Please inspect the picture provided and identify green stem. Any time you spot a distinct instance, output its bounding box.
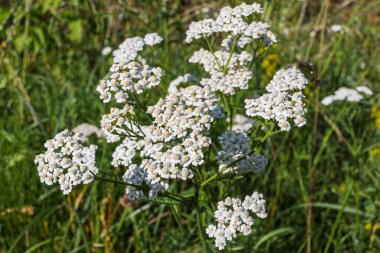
[224,36,238,73]
[204,37,223,72]
[229,96,234,130]
[95,175,183,203]
[196,186,207,251]
[222,95,232,130]
[323,181,352,253]
[132,93,154,121]
[94,175,138,188]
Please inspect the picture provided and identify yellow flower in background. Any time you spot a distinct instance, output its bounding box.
[338,183,347,193]
[370,148,380,157]
[365,223,380,231]
[261,53,280,83]
[369,107,380,157]
[372,106,380,128]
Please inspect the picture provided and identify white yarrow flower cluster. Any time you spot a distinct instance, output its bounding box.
[72,123,105,142]
[36,7,312,249]
[321,86,373,106]
[113,37,145,64]
[97,61,164,103]
[122,162,169,200]
[144,33,164,46]
[245,67,308,131]
[112,138,143,167]
[185,3,264,43]
[97,33,164,103]
[100,104,139,143]
[186,3,278,96]
[222,22,277,49]
[106,84,222,200]
[142,86,221,181]
[112,33,163,64]
[168,73,199,94]
[34,129,98,194]
[206,192,268,250]
[190,49,253,95]
[328,24,348,34]
[265,67,308,92]
[217,131,267,174]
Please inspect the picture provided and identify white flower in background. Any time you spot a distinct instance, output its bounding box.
[321,86,373,106]
[168,73,199,94]
[217,131,267,174]
[72,123,105,141]
[206,192,267,250]
[101,46,112,56]
[34,129,98,194]
[356,86,373,95]
[245,67,308,131]
[229,114,256,132]
[144,33,163,46]
[282,28,290,37]
[329,24,348,33]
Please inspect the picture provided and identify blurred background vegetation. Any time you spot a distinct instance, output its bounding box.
[0,0,379,252]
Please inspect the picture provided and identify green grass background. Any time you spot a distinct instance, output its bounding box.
[0,0,379,252]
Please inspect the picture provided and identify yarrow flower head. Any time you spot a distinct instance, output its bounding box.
[34,129,98,194]
[72,123,105,142]
[97,61,164,103]
[217,130,267,174]
[245,67,308,131]
[100,104,139,143]
[105,84,223,200]
[168,73,199,94]
[206,192,267,250]
[190,48,253,95]
[185,3,264,43]
[112,36,145,65]
[144,33,163,46]
[141,85,222,182]
[265,67,308,92]
[122,161,169,200]
[97,33,164,104]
